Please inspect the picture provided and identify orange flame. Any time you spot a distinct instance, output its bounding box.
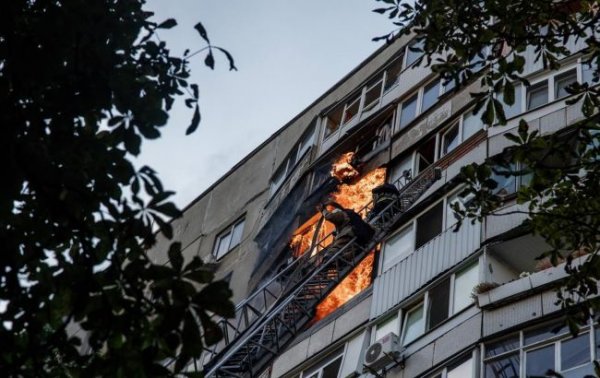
[288,153,387,322]
[314,252,375,321]
[331,152,359,182]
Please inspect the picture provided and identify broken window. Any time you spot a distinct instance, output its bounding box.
[213,217,245,260]
[416,137,436,174]
[342,94,361,124]
[324,105,343,139]
[384,54,404,91]
[415,202,443,249]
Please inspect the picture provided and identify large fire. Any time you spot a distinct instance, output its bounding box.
[289,152,386,321]
[314,251,375,321]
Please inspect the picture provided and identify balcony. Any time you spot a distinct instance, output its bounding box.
[371,219,481,318]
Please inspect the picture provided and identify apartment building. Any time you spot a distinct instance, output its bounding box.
[149,30,599,378]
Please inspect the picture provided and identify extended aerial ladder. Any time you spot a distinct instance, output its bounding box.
[202,165,442,378]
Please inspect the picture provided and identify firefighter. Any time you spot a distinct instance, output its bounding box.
[319,201,374,261]
[366,183,401,223]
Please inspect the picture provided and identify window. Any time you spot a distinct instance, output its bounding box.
[213,217,245,260]
[301,350,344,378]
[554,69,577,100]
[452,264,478,313]
[382,225,414,271]
[399,94,419,129]
[384,54,404,92]
[324,105,343,138]
[416,137,436,174]
[526,80,549,110]
[427,278,450,329]
[270,126,315,194]
[582,59,598,85]
[490,164,518,197]
[405,39,424,68]
[402,302,424,345]
[364,76,384,112]
[422,80,441,112]
[375,314,399,340]
[415,202,443,249]
[342,94,361,124]
[430,354,476,378]
[462,107,484,141]
[441,123,460,156]
[483,322,597,378]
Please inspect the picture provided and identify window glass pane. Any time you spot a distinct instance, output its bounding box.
[405,39,424,67]
[524,322,567,345]
[485,353,520,378]
[422,80,440,112]
[428,278,450,329]
[364,79,383,111]
[343,96,361,124]
[375,315,399,340]
[562,363,595,378]
[215,232,231,260]
[271,165,286,194]
[297,127,315,159]
[491,164,517,197]
[325,106,343,138]
[499,84,522,120]
[555,69,577,100]
[230,220,245,248]
[462,107,484,140]
[383,225,414,271]
[561,332,590,371]
[453,264,478,313]
[415,202,443,249]
[448,357,473,378]
[582,60,598,85]
[527,80,549,110]
[384,55,404,91]
[526,344,555,377]
[442,124,460,156]
[399,94,418,129]
[486,335,520,358]
[402,304,424,345]
[321,356,342,378]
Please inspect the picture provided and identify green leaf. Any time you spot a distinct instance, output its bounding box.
[186,105,201,135]
[194,22,210,43]
[204,50,215,69]
[157,18,177,29]
[168,242,183,272]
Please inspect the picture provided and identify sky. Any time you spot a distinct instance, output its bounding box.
[138,1,393,207]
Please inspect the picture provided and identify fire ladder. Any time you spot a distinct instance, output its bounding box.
[202,166,442,378]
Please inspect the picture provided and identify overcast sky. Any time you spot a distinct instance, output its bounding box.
[138,1,392,207]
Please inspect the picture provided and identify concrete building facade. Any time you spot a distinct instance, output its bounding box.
[151,31,598,378]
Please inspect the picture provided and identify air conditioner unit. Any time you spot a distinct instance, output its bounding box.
[363,332,404,372]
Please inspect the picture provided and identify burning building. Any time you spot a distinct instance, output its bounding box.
[149,27,593,378]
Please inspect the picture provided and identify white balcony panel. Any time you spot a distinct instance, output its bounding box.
[371,220,481,319]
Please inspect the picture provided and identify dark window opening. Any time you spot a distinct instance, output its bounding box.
[415,202,443,249]
[428,277,450,329]
[416,137,436,174]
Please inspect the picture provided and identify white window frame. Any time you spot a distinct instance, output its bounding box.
[212,217,245,261]
[401,300,426,346]
[299,348,345,378]
[270,126,315,195]
[395,78,444,133]
[482,319,597,378]
[429,351,478,378]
